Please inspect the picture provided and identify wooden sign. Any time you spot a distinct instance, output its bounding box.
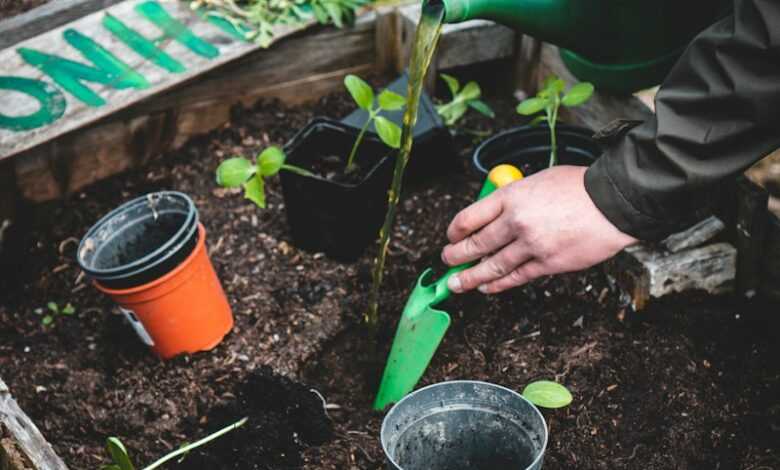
[0,0,314,159]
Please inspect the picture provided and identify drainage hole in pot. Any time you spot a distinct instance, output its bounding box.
[393,409,538,470]
[96,212,187,269]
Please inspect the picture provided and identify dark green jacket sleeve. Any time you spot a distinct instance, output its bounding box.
[584,0,780,240]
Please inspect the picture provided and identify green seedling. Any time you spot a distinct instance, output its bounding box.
[39,302,75,327]
[103,417,247,470]
[522,380,573,409]
[193,0,366,47]
[343,74,405,172]
[216,146,313,208]
[516,76,594,167]
[435,73,494,126]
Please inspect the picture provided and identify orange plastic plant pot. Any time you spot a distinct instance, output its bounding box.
[96,224,233,359]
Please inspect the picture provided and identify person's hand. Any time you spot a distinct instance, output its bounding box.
[442,165,638,294]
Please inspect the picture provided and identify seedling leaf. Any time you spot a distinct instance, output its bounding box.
[344,74,374,110]
[440,101,468,126]
[216,157,255,187]
[41,315,54,326]
[377,89,406,111]
[374,116,401,149]
[516,97,547,115]
[468,100,495,118]
[106,437,135,470]
[562,82,595,107]
[440,73,460,96]
[528,115,548,126]
[257,146,285,176]
[522,381,573,409]
[47,302,58,313]
[544,76,566,93]
[243,175,266,208]
[460,81,481,101]
[62,304,75,315]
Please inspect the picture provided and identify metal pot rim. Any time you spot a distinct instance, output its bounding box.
[380,380,549,470]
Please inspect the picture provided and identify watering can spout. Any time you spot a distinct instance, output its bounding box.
[427,0,732,94]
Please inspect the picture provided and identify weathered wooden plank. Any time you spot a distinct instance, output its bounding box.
[0,378,68,470]
[609,242,737,311]
[11,14,378,202]
[0,0,318,159]
[662,215,725,253]
[0,0,125,49]
[523,40,654,130]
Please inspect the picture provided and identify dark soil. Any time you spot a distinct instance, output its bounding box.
[307,154,377,186]
[1,75,778,470]
[170,366,332,470]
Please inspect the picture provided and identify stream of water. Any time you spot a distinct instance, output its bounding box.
[365,1,446,328]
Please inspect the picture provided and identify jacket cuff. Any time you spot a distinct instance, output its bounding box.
[584,156,677,241]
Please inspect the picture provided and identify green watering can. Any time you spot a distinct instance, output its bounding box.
[435,0,731,93]
[374,164,523,411]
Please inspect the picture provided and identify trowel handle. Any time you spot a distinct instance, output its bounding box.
[430,165,524,305]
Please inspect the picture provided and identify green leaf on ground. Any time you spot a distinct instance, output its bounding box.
[522,381,573,409]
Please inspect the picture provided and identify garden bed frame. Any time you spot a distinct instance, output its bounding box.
[0,2,778,468]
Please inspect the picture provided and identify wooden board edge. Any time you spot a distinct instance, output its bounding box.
[0,379,69,470]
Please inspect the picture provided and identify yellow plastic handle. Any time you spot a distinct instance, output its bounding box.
[488,164,524,188]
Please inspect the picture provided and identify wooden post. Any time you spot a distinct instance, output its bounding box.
[0,379,69,470]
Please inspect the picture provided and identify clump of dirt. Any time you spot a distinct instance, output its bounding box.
[173,366,332,469]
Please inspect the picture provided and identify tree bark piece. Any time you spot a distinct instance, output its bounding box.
[608,242,737,311]
[662,215,725,253]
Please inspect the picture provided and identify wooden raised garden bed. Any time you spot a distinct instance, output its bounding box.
[0,1,778,469]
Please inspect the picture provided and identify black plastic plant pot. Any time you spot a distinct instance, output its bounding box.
[473,124,602,177]
[77,191,199,289]
[381,381,548,470]
[341,73,454,183]
[280,117,394,261]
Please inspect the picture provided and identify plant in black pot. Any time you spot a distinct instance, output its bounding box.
[216,75,405,261]
[474,76,601,177]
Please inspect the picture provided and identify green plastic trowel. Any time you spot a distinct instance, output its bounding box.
[373,164,524,411]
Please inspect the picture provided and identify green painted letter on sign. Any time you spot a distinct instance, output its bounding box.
[18,28,149,107]
[0,76,66,131]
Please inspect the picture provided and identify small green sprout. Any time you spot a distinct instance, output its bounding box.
[343,74,405,171]
[516,76,594,167]
[40,302,75,327]
[522,380,573,409]
[103,417,247,470]
[216,146,313,208]
[435,73,495,126]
